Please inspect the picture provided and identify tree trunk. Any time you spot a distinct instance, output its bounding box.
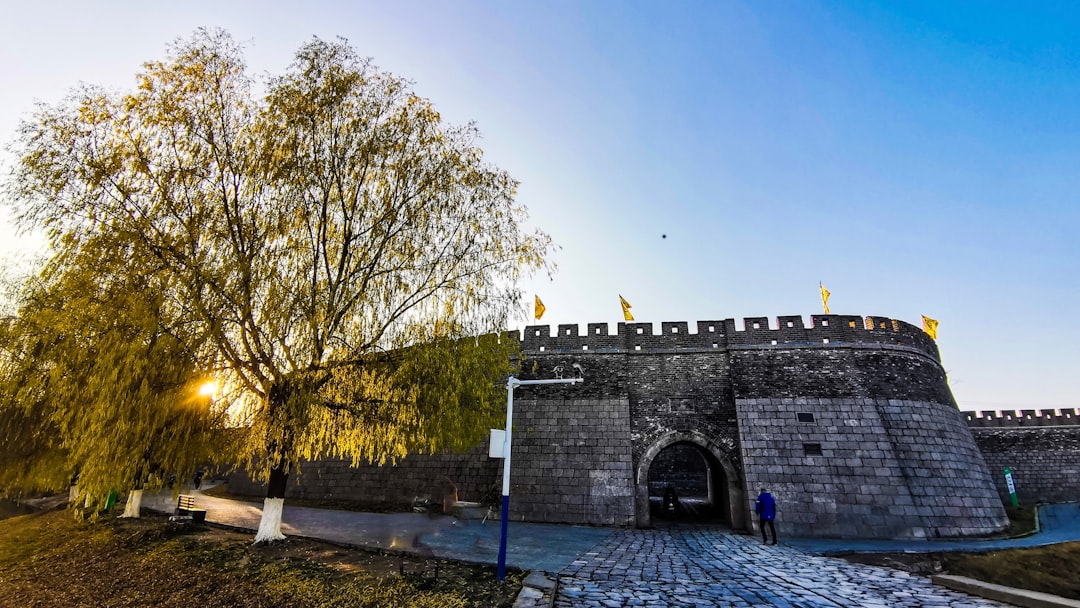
[254,463,289,543]
[119,489,143,518]
[120,465,147,518]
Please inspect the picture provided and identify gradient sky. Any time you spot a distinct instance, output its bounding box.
[1,1,1077,412]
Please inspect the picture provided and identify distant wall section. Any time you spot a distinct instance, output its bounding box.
[966,409,1080,505]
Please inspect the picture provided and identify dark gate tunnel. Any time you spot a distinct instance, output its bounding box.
[647,441,730,524]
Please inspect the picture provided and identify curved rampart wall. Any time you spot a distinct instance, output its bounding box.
[516,315,1004,537]
[727,326,1006,539]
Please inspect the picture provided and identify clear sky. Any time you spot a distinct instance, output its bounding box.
[1,1,1077,412]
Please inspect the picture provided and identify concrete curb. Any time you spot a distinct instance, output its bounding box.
[932,575,1080,608]
[512,572,556,608]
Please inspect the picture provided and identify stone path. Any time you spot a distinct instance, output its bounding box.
[553,528,1012,608]
[148,489,1064,607]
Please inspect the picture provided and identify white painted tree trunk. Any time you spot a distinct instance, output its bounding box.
[254,497,286,543]
[119,489,142,518]
[69,485,79,504]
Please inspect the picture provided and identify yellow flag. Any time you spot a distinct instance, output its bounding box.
[922,315,939,340]
[619,295,634,321]
[819,282,831,314]
[534,295,546,321]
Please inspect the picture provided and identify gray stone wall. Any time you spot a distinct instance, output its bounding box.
[737,397,922,538]
[511,398,635,525]
[227,447,500,508]
[972,427,1080,505]
[737,397,1006,539]
[515,328,742,527]
[731,338,1006,539]
[875,400,1006,536]
[729,344,953,403]
[965,408,1080,427]
[228,397,635,526]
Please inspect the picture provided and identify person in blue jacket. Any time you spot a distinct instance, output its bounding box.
[755,488,777,544]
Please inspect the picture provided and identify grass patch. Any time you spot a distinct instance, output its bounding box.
[1001,505,1037,537]
[0,508,524,608]
[838,503,1076,601]
[940,543,1080,601]
[841,543,1080,601]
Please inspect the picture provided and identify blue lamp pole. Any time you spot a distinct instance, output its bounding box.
[497,374,582,581]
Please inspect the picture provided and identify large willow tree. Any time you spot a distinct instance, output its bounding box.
[6,29,551,541]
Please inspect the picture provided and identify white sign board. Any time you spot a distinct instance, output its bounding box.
[489,428,506,458]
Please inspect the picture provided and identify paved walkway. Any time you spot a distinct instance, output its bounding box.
[144,489,614,573]
[145,489,1080,607]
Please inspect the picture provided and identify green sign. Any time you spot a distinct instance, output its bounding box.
[1003,467,1018,508]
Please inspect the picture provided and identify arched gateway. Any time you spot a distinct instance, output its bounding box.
[636,431,745,530]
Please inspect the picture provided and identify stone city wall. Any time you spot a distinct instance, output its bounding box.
[226,447,500,509]
[228,395,635,526]
[229,316,1022,539]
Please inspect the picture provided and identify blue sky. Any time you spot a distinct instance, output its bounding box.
[1,1,1077,412]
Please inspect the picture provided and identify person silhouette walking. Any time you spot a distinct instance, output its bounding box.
[755,488,777,545]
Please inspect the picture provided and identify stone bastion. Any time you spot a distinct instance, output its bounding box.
[232,314,1024,540]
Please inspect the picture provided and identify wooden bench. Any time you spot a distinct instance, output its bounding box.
[175,494,207,523]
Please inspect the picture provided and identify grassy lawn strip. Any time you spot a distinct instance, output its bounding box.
[838,507,1077,601]
[840,542,1080,602]
[0,507,524,608]
[940,543,1080,601]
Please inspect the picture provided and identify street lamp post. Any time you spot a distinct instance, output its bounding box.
[496,374,583,581]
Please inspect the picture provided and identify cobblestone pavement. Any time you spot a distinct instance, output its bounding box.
[553,528,1012,608]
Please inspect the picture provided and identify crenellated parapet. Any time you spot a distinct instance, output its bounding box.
[518,320,726,353]
[964,408,1080,428]
[517,314,940,361]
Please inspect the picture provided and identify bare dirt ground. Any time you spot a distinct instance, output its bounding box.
[0,501,524,608]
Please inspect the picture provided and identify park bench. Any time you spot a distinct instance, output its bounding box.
[173,494,206,523]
